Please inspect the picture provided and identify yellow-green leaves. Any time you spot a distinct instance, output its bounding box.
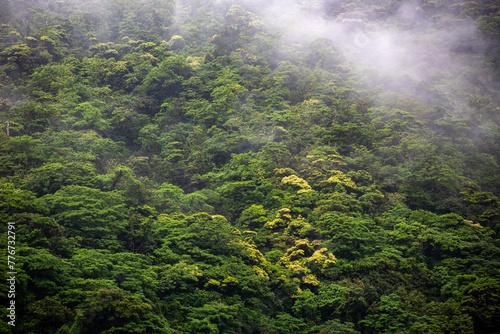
[281,175,314,194]
[324,170,357,190]
[276,239,337,287]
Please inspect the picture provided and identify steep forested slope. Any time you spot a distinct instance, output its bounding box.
[0,0,499,333]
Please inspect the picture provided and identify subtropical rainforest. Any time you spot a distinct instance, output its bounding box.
[0,0,499,333]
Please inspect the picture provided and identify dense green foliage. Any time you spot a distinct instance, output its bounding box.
[1,0,499,333]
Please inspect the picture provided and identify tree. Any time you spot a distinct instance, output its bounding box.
[42,185,129,251]
[28,64,76,101]
[460,277,500,333]
[138,55,193,103]
[63,288,168,334]
[184,302,243,334]
[27,296,74,334]
[360,293,410,334]
[21,162,97,196]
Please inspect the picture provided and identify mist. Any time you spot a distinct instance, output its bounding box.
[168,0,496,112]
[242,0,493,110]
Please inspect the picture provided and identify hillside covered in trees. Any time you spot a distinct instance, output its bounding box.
[1,0,500,333]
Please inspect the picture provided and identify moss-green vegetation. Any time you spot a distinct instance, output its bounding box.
[1,0,499,333]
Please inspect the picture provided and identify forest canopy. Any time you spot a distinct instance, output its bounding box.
[0,0,499,333]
